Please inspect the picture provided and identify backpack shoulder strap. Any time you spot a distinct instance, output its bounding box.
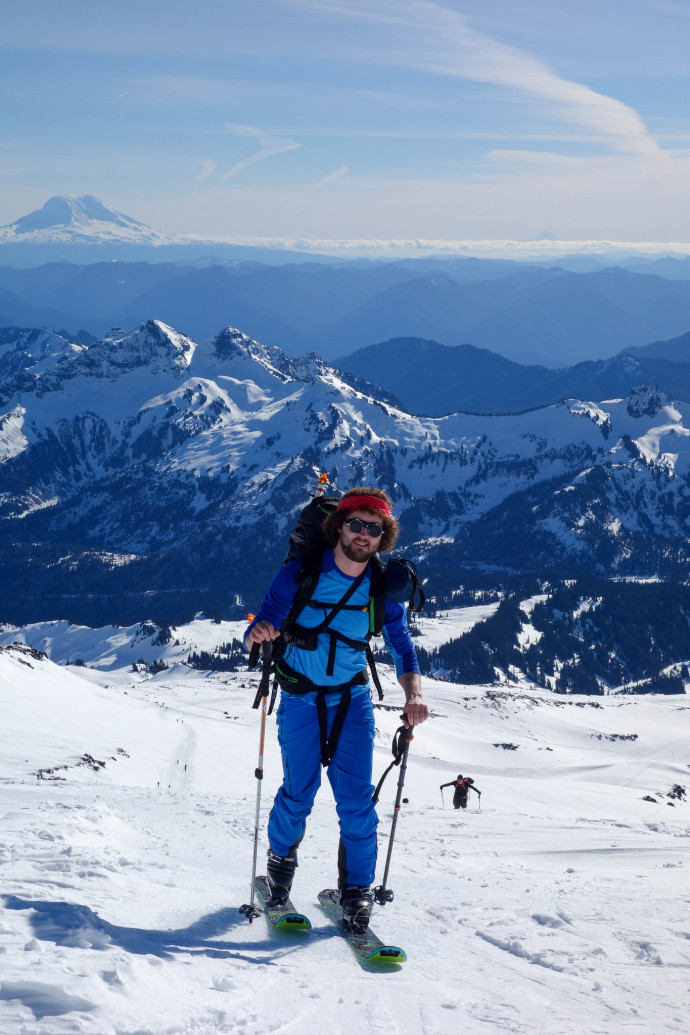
[364,556,386,701]
[284,548,324,631]
[368,555,386,637]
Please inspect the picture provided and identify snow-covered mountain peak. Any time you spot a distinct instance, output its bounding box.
[72,320,196,380]
[0,327,84,364]
[0,329,86,399]
[201,327,299,384]
[9,195,148,234]
[0,195,168,245]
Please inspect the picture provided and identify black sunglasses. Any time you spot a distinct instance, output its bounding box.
[344,517,383,538]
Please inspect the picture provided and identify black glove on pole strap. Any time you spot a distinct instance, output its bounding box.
[240,639,273,922]
[373,718,414,906]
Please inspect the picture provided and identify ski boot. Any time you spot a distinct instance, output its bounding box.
[266,842,299,905]
[340,884,374,931]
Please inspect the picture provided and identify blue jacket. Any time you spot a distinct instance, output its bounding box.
[245,549,419,706]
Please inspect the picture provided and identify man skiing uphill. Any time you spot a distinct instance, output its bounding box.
[244,486,429,929]
[441,774,481,810]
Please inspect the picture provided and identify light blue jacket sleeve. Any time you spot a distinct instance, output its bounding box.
[382,599,420,677]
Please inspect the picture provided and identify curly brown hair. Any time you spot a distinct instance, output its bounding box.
[322,486,399,553]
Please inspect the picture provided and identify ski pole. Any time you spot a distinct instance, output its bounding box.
[373,719,414,906]
[440,786,446,808]
[240,638,273,922]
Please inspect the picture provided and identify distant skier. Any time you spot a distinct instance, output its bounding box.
[440,774,481,810]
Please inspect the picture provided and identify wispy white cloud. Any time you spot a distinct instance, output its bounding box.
[310,164,350,189]
[196,160,217,183]
[221,123,301,180]
[288,0,665,161]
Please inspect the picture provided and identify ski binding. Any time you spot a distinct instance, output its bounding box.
[253,875,311,930]
[318,888,406,963]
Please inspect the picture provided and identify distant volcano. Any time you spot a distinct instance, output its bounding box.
[0,195,321,265]
[1,195,168,245]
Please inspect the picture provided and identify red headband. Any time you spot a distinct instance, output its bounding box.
[336,495,391,517]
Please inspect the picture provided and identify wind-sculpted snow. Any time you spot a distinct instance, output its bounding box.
[2,318,690,624]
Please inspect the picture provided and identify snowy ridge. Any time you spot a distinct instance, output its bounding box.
[0,625,688,1033]
[2,316,690,627]
[67,320,197,379]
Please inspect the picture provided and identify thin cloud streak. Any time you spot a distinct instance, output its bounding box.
[221,123,301,181]
[290,0,664,160]
[196,160,217,183]
[310,164,350,189]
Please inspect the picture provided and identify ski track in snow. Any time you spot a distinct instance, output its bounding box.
[1,628,690,1034]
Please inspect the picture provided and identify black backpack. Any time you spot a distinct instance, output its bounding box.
[283,494,339,565]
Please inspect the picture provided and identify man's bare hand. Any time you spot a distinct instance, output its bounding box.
[398,672,428,727]
[403,694,429,727]
[245,620,280,651]
[401,695,428,728]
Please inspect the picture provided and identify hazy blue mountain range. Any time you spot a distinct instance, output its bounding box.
[627,330,690,362]
[323,267,690,366]
[4,257,690,366]
[3,197,690,365]
[336,334,690,416]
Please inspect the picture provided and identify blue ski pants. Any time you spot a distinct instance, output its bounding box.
[267,689,378,887]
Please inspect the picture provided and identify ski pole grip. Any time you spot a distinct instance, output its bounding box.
[248,641,260,669]
[399,715,414,742]
[257,640,273,699]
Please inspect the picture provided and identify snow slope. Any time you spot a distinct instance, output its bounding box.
[1,628,689,1034]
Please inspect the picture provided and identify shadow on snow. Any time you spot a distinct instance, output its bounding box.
[2,894,314,964]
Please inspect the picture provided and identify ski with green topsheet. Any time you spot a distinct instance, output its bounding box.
[317,888,406,964]
[254,876,311,930]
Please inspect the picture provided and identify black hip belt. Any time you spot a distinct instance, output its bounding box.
[275,659,370,768]
[275,658,368,696]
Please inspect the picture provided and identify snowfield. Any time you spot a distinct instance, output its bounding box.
[1,615,689,1034]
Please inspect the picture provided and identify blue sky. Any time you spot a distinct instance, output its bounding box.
[3,0,690,251]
